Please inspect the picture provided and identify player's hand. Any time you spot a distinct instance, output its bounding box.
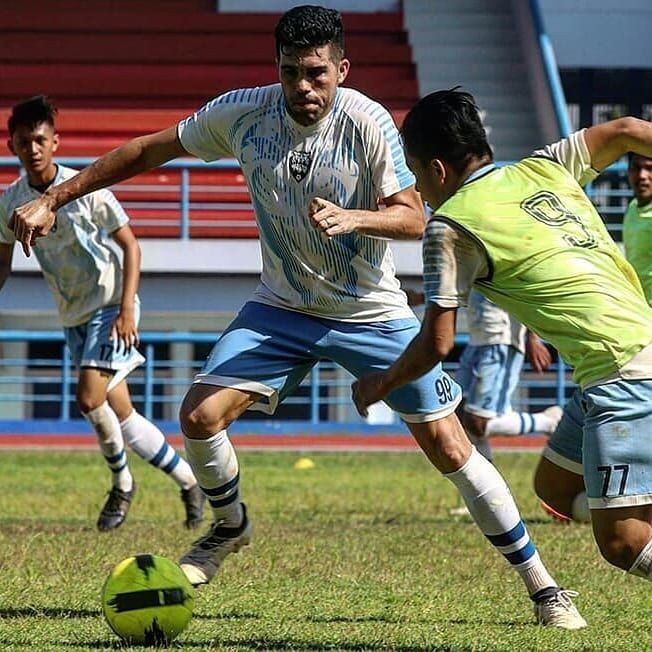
[8,196,57,257]
[309,197,359,237]
[111,310,139,353]
[351,372,389,417]
[525,331,553,373]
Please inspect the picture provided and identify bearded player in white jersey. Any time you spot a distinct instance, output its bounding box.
[8,6,584,629]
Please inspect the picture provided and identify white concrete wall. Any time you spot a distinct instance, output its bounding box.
[539,0,652,68]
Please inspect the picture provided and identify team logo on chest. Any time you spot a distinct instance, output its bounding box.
[289,150,313,182]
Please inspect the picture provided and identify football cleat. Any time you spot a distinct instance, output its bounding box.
[180,484,206,530]
[97,482,137,531]
[179,503,252,586]
[534,589,587,629]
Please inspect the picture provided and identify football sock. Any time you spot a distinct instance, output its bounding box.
[467,431,493,462]
[484,409,558,436]
[184,430,242,527]
[445,447,557,597]
[629,538,652,579]
[120,410,197,490]
[84,401,133,492]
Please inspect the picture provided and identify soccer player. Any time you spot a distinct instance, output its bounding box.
[407,285,562,461]
[0,96,205,531]
[8,7,583,628]
[353,88,652,590]
[536,151,652,525]
[623,153,652,304]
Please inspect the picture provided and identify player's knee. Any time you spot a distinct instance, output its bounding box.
[76,391,105,414]
[595,532,639,571]
[179,393,230,437]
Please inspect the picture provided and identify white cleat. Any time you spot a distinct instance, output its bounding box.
[179,503,252,586]
[534,589,587,630]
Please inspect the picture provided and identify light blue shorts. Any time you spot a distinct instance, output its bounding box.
[194,302,461,422]
[455,344,524,418]
[64,304,145,392]
[543,380,652,509]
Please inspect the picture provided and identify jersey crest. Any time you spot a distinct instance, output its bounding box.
[289,150,312,182]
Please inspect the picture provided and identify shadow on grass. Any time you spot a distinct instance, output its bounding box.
[0,607,99,618]
[61,638,472,651]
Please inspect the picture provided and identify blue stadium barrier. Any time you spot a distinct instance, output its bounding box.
[0,329,572,427]
[0,157,633,242]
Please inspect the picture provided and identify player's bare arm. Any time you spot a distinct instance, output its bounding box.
[110,224,141,352]
[352,306,457,416]
[9,126,187,256]
[525,331,553,374]
[0,242,14,292]
[309,185,425,239]
[585,117,652,172]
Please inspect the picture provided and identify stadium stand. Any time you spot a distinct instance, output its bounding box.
[0,4,416,238]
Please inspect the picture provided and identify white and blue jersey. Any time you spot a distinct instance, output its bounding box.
[178,84,415,322]
[0,165,129,327]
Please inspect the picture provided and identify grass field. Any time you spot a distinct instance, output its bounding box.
[0,449,649,651]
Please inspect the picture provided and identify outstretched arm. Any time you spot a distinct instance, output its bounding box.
[9,126,187,255]
[352,306,457,416]
[585,117,652,171]
[110,224,141,352]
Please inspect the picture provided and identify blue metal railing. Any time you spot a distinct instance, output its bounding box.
[0,156,633,242]
[529,0,571,138]
[0,329,572,424]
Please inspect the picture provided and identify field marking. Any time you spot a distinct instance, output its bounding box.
[0,432,547,452]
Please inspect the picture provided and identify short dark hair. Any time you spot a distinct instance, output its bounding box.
[8,95,58,135]
[275,5,344,60]
[628,152,652,168]
[402,88,493,173]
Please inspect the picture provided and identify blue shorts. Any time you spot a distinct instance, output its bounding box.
[64,304,145,392]
[455,344,524,418]
[194,302,461,422]
[543,380,652,509]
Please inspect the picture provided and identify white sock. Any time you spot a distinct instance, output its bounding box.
[629,538,652,579]
[445,447,557,597]
[485,410,558,436]
[84,402,133,492]
[120,410,197,490]
[571,491,591,523]
[184,430,242,526]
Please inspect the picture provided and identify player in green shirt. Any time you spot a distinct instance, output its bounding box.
[352,88,652,586]
[623,154,652,304]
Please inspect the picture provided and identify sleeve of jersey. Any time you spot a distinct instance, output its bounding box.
[90,189,130,233]
[177,91,244,162]
[532,129,599,186]
[362,104,416,198]
[0,198,16,245]
[422,220,488,308]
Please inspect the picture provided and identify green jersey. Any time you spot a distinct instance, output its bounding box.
[623,198,652,305]
[436,155,652,388]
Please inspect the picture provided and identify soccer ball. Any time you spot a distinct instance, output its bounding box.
[101,554,194,646]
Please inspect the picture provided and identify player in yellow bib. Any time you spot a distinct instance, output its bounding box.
[623,154,652,305]
[352,88,652,585]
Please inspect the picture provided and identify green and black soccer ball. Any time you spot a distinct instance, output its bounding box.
[101,554,194,646]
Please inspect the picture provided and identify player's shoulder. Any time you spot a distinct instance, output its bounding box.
[0,174,31,212]
[336,87,394,126]
[202,83,282,114]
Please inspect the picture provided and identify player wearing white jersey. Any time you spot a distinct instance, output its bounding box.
[0,96,204,531]
[8,8,582,629]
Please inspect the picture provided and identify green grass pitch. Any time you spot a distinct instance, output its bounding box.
[0,449,649,651]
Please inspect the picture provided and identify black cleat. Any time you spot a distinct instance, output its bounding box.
[97,483,136,531]
[181,484,206,530]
